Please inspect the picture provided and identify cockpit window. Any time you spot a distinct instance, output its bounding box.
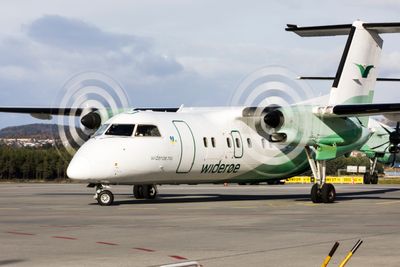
[92,124,110,138]
[135,125,161,137]
[105,124,135,136]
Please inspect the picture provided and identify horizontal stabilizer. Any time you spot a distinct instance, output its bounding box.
[286,24,352,36]
[286,22,400,37]
[298,77,400,82]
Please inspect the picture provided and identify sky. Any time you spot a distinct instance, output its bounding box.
[1,0,400,127]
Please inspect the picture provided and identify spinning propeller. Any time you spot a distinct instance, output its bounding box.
[379,122,400,166]
[229,66,316,176]
[52,72,130,158]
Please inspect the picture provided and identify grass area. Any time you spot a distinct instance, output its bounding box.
[379,177,400,184]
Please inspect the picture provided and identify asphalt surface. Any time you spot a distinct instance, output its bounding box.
[1,183,400,267]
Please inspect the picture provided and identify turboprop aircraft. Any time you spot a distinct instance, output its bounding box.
[2,20,400,206]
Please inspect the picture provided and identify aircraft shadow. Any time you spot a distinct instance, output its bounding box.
[110,187,400,205]
[0,259,26,266]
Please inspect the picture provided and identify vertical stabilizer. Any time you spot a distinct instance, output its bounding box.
[328,21,383,105]
[286,21,400,109]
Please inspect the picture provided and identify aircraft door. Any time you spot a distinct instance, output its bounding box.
[173,121,196,173]
[231,130,243,158]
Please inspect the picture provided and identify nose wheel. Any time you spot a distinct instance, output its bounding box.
[94,185,114,206]
[97,190,114,206]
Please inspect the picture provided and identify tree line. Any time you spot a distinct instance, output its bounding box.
[0,144,384,181]
[0,145,71,181]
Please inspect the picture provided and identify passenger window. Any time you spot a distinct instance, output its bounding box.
[226,137,232,148]
[247,138,252,148]
[203,137,208,147]
[105,124,135,136]
[211,137,216,148]
[135,125,161,137]
[235,138,241,148]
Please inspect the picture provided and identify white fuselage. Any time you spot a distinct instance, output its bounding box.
[67,107,312,185]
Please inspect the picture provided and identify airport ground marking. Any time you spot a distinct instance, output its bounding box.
[169,255,188,260]
[5,228,191,262]
[52,236,78,240]
[134,247,156,252]
[96,241,119,246]
[5,231,35,236]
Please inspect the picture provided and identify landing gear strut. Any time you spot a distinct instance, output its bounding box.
[363,157,379,184]
[94,184,114,206]
[305,146,336,203]
[133,185,158,199]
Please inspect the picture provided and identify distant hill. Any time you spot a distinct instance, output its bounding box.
[0,123,60,139]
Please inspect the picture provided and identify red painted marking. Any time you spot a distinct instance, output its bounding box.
[134,247,155,252]
[96,241,118,246]
[52,236,77,240]
[6,231,35,236]
[169,255,188,260]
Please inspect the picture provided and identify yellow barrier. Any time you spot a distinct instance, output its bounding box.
[285,176,363,184]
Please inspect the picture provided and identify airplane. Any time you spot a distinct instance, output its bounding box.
[2,20,400,206]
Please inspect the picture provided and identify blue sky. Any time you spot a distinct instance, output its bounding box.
[1,0,400,127]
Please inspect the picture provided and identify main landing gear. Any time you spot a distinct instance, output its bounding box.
[305,146,336,203]
[363,157,379,184]
[133,185,158,199]
[91,184,158,206]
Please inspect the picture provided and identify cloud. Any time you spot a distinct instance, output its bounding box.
[26,15,148,52]
[18,15,183,77]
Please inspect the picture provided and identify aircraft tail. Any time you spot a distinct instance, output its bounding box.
[286,21,400,105]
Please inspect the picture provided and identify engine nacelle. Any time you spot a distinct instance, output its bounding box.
[81,111,102,130]
[243,106,287,142]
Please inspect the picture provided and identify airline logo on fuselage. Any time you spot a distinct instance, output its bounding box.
[201,160,240,174]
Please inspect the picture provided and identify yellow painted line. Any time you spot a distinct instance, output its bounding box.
[375,200,400,205]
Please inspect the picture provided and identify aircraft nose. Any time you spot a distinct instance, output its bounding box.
[67,155,93,181]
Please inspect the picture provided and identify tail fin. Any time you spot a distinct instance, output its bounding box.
[287,21,400,105]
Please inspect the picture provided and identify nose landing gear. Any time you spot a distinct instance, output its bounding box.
[93,184,114,206]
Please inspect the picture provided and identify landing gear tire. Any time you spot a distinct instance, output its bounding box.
[133,185,144,199]
[371,173,379,184]
[363,173,371,184]
[311,184,322,203]
[97,190,114,206]
[143,185,157,199]
[321,183,336,203]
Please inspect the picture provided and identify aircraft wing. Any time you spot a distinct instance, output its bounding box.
[313,103,400,117]
[0,107,85,120]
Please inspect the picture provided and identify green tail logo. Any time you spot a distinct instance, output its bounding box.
[355,63,374,78]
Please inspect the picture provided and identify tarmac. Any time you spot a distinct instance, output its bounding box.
[1,183,400,267]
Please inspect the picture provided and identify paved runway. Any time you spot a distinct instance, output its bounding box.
[1,183,400,267]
